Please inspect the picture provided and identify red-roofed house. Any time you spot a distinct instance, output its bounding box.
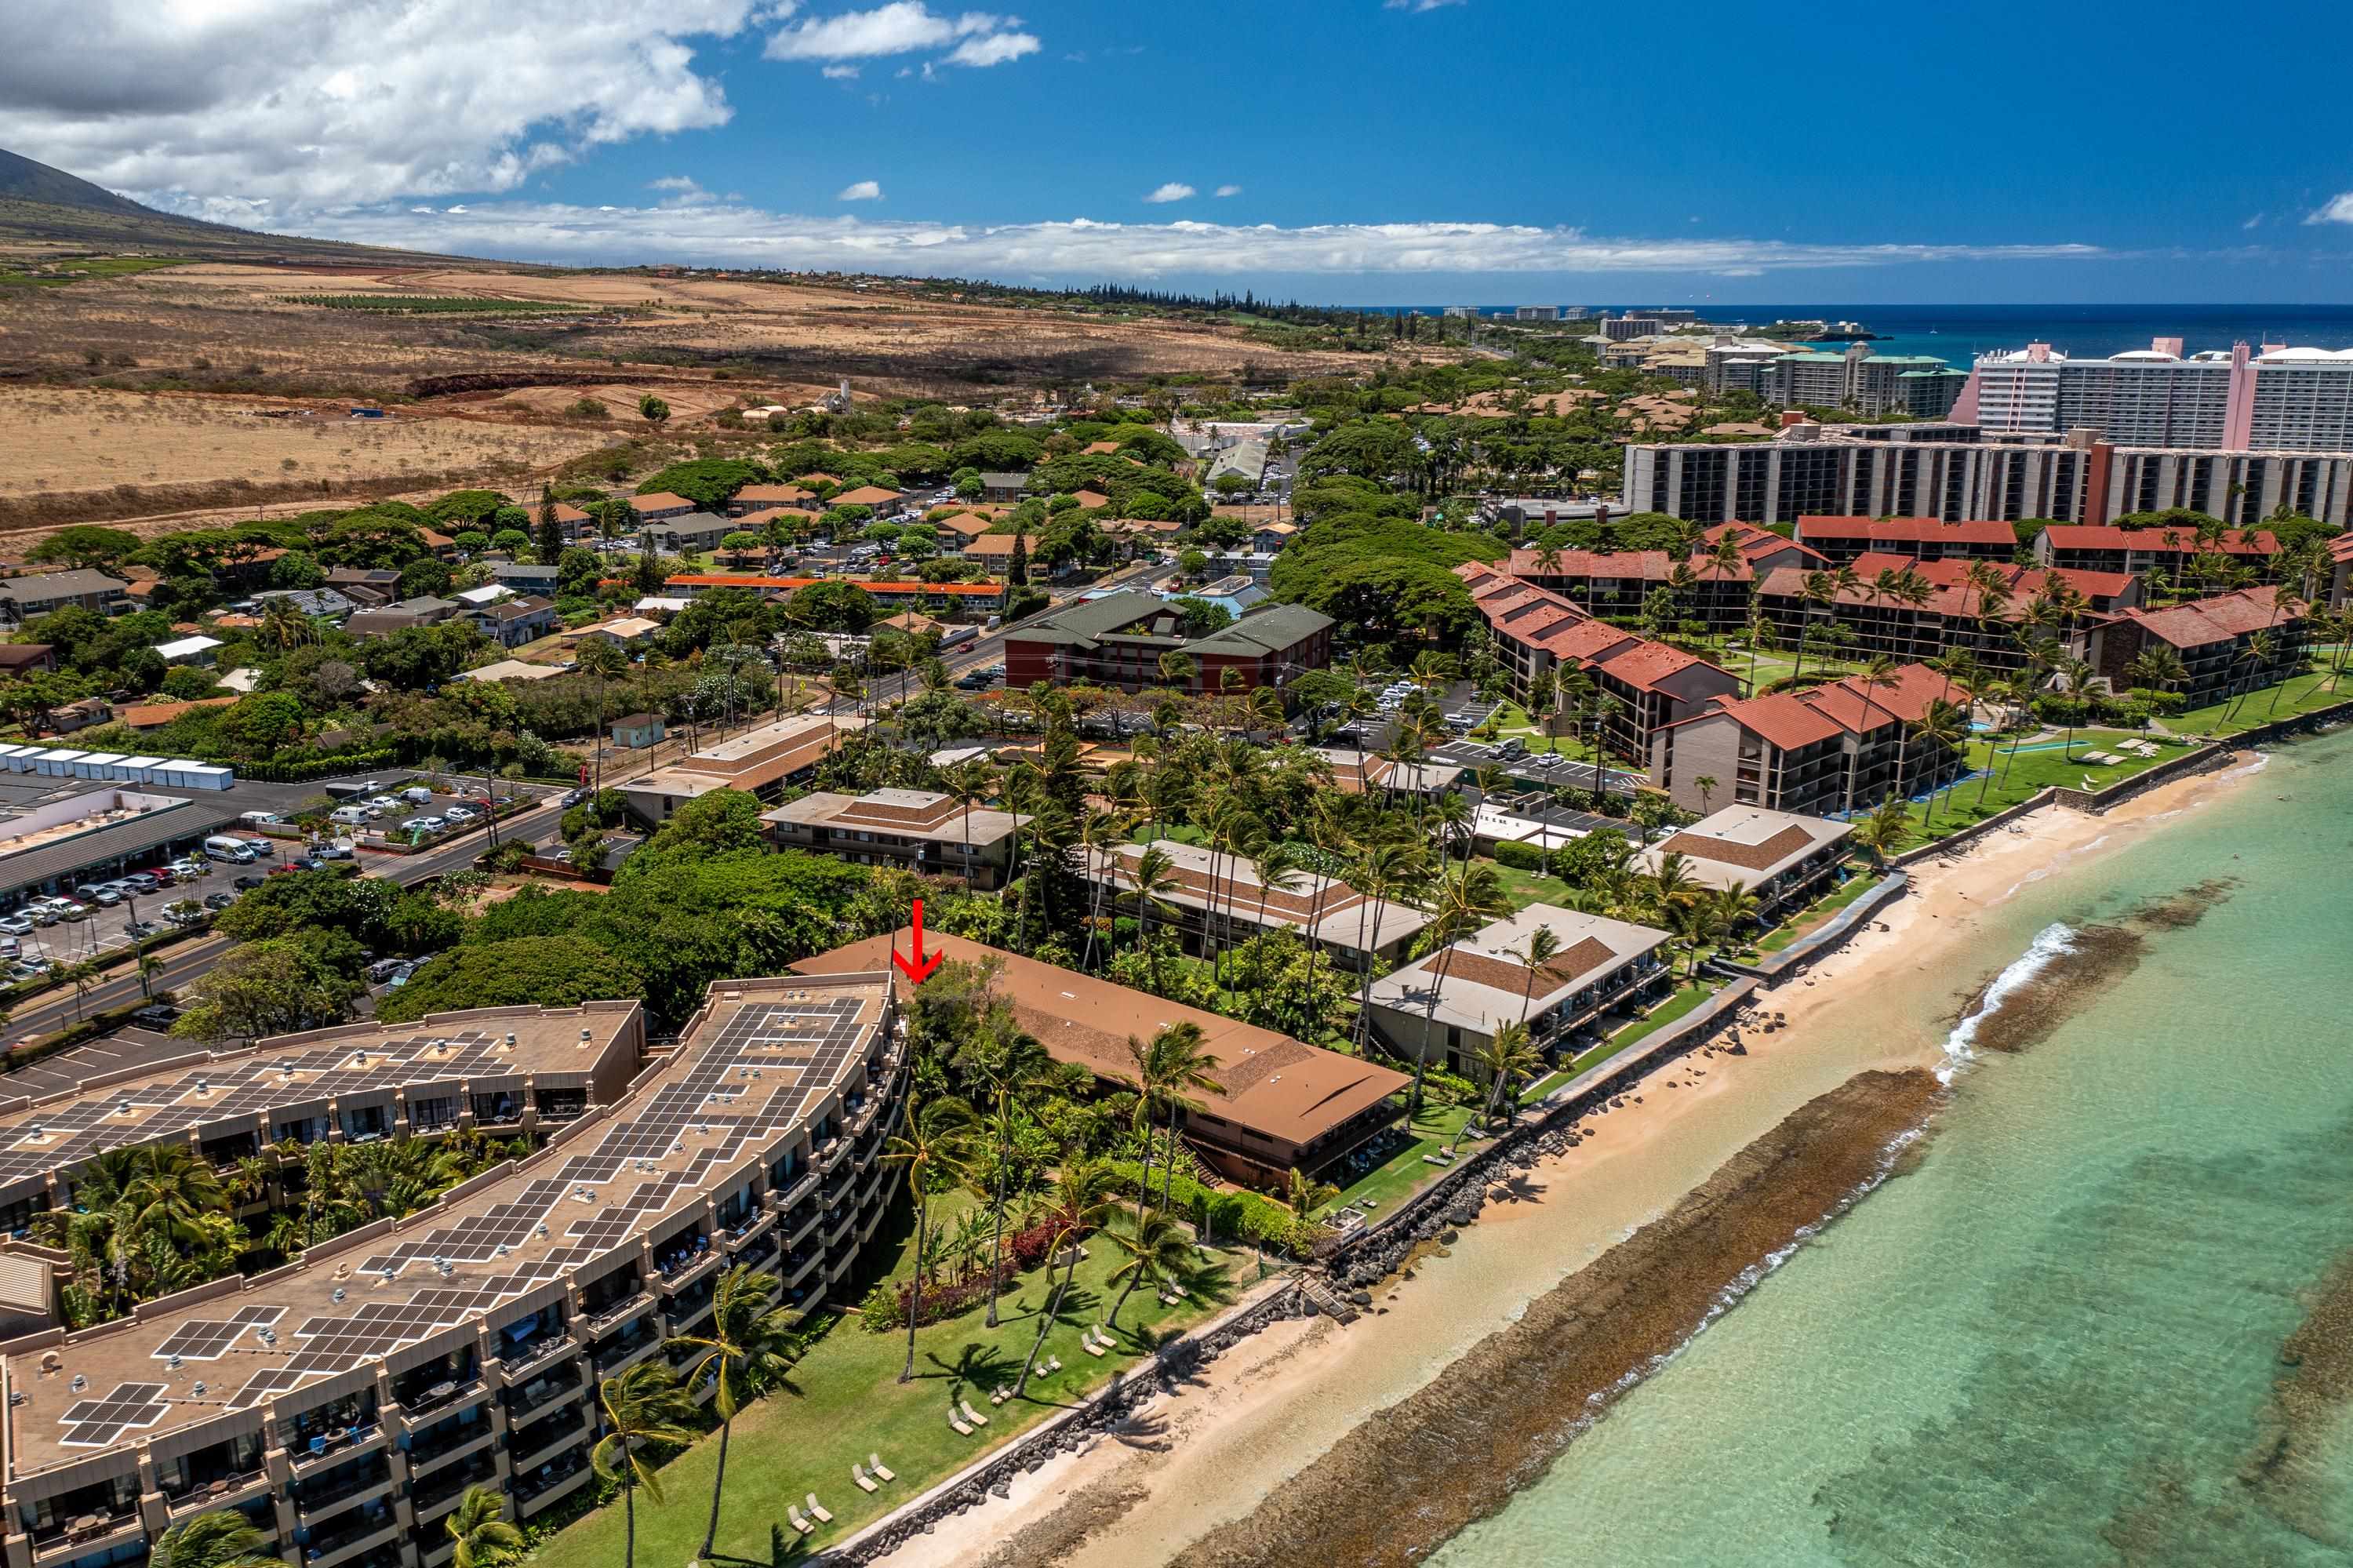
[2095,587,2310,706]
[1794,516,2017,564]
[1699,520,1825,574]
[2326,532,2353,609]
[2034,524,2278,577]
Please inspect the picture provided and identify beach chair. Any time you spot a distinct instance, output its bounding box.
[806,1493,833,1525]
[959,1398,990,1428]
[949,1410,973,1435]
[1081,1329,1108,1357]
[1046,1355,1063,1373]
[787,1507,814,1536]
[853,1464,878,1494]
[870,1453,896,1483]
[991,1383,1012,1405]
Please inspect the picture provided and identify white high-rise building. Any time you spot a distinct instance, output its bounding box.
[1958,338,2353,452]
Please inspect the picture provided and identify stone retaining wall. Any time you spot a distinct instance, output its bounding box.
[1717,871,1911,980]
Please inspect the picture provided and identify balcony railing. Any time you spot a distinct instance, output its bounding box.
[396,1376,482,1417]
[289,1422,383,1474]
[581,1289,652,1330]
[496,1332,576,1384]
[165,1469,270,1517]
[412,1454,498,1517]
[507,1369,583,1420]
[511,1409,589,1472]
[656,1250,720,1294]
[295,1461,392,1515]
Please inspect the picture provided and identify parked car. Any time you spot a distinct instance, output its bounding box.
[0,916,31,937]
[123,920,157,939]
[203,892,236,910]
[406,816,446,834]
[16,958,53,978]
[365,958,407,984]
[169,858,205,878]
[232,875,264,892]
[561,788,589,807]
[125,873,161,894]
[442,805,476,823]
[129,1004,178,1030]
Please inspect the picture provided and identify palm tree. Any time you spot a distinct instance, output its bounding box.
[1408,862,1511,1115]
[2224,630,2278,725]
[1284,1166,1339,1223]
[1692,774,1719,817]
[1075,807,1128,970]
[445,1486,524,1568]
[1447,1020,1544,1152]
[1851,797,1912,866]
[1844,655,1900,815]
[1014,1157,1117,1396]
[1103,1206,1192,1333]
[1906,698,1969,824]
[667,1264,802,1559]
[152,1510,288,1568]
[882,1095,976,1384]
[1348,839,1432,1050]
[1119,845,1180,991]
[1667,897,1725,980]
[591,1361,696,1568]
[122,1143,230,1246]
[971,1030,1055,1327]
[943,757,999,893]
[1510,922,1560,1035]
[1122,1022,1224,1213]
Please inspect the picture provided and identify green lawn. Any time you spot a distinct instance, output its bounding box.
[1484,704,1599,761]
[532,1203,1242,1567]
[1133,821,1208,846]
[1313,1101,1471,1220]
[1756,871,1882,953]
[1900,729,2182,838]
[2167,662,2348,737]
[1596,977,1719,1053]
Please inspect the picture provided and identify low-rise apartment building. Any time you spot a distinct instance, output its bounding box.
[1363,903,1671,1075]
[1003,593,1333,695]
[0,573,130,627]
[1082,839,1429,972]
[0,973,909,1568]
[2094,587,2310,707]
[2032,524,2278,577]
[759,788,1027,890]
[1635,806,1856,914]
[1651,664,1969,817]
[620,714,866,824]
[1791,517,2017,564]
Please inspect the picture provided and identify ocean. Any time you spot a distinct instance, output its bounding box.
[1386,304,2353,369]
[1424,726,2353,1566]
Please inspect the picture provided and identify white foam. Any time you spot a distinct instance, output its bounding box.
[1938,922,2076,1083]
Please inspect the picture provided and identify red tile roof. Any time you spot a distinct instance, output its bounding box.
[1595,639,1712,693]
[1797,516,2013,547]
[2120,588,2303,649]
[2042,525,2278,555]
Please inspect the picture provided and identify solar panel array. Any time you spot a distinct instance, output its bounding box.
[0,1028,542,1193]
[59,1382,171,1448]
[79,994,885,1427]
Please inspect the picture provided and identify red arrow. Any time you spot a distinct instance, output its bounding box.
[893,899,944,986]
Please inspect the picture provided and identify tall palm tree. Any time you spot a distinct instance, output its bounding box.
[1348,839,1431,1050]
[1691,774,1719,817]
[152,1511,288,1568]
[666,1264,802,1559]
[1511,923,1559,1034]
[1446,1020,1544,1153]
[1851,798,1912,866]
[1119,844,1180,991]
[2224,629,2278,724]
[445,1486,524,1568]
[971,1029,1055,1327]
[1907,698,1969,824]
[1122,1023,1224,1212]
[122,1143,230,1246]
[1844,655,1900,815]
[1103,1206,1193,1333]
[882,1095,976,1384]
[1014,1157,1116,1396]
[943,757,1000,893]
[591,1361,696,1568]
[1408,862,1511,1114]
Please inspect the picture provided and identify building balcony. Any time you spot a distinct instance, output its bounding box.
[31,1515,144,1566]
[779,1247,822,1289]
[513,1455,594,1519]
[507,1368,584,1421]
[734,1231,780,1271]
[783,1203,821,1246]
[591,1326,662,1379]
[289,1424,386,1476]
[722,1210,776,1252]
[396,1377,485,1420]
[510,1409,590,1475]
[411,1453,499,1521]
[580,1289,652,1332]
[654,1248,718,1294]
[300,1510,400,1568]
[766,1170,819,1211]
[406,1423,497,1477]
[295,1461,395,1519]
[165,1469,271,1518]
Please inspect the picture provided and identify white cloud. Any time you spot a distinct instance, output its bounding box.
[2304,194,2353,225]
[649,176,722,208]
[1144,183,1196,204]
[944,31,1039,66]
[0,0,762,212]
[272,202,2111,281]
[1214,184,1242,198]
[821,64,861,78]
[764,4,1037,67]
[837,180,883,201]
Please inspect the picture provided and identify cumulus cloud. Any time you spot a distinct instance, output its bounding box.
[837,180,883,201]
[0,0,763,213]
[1214,184,1242,198]
[271,202,2111,282]
[1144,183,1196,204]
[765,3,1037,67]
[2305,194,2353,225]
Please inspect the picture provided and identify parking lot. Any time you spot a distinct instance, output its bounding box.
[2,856,253,979]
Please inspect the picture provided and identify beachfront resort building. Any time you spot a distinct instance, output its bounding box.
[1634,806,1856,915]
[759,788,1028,890]
[1958,338,2353,452]
[1081,838,1431,972]
[1363,904,1672,1076]
[0,972,908,1568]
[2093,587,2311,708]
[1748,558,2128,677]
[1652,664,1971,817]
[798,934,1409,1186]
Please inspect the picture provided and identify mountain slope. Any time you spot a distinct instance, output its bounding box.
[0,147,485,265]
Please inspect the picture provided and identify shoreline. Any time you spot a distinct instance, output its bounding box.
[874,756,2263,1568]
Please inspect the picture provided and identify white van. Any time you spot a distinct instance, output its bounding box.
[401,787,435,806]
[238,810,280,828]
[329,805,373,826]
[203,835,258,863]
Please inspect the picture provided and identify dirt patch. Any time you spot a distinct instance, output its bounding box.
[1144,1068,1947,1568]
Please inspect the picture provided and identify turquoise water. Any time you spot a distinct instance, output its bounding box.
[1431,728,2353,1567]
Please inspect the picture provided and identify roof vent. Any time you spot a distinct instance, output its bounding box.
[331,1288,346,1304]
[578,1028,591,1044]
[506,1032,518,1048]
[167,1354,183,1370]
[69,1374,87,1392]
[191,1382,205,1396]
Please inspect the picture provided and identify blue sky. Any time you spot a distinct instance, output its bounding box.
[7,0,2353,300]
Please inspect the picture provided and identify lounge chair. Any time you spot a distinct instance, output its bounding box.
[959,1398,990,1427]
[806,1493,833,1525]
[950,1410,973,1435]
[1045,1355,1062,1373]
[853,1464,878,1494]
[787,1507,814,1535]
[991,1383,1012,1405]
[1082,1330,1108,1357]
[869,1453,896,1483]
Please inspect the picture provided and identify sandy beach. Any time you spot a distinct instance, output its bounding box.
[876,758,2261,1568]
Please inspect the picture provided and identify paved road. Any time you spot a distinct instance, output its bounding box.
[3,799,564,1044]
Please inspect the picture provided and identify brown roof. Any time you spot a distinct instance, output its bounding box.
[1082,441,1120,455]
[1442,938,1619,1000]
[117,696,236,728]
[1071,489,1111,510]
[629,492,695,513]
[797,933,1409,1151]
[736,484,815,505]
[962,533,1021,556]
[833,485,903,508]
[1655,823,1819,872]
[2042,524,2278,556]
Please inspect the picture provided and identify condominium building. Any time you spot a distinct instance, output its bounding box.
[1958,339,2353,451]
[1758,344,1966,419]
[1363,903,1671,1075]
[1790,517,2017,565]
[758,788,1027,890]
[620,713,867,824]
[1749,560,2114,676]
[1002,593,1333,695]
[1081,839,1430,971]
[0,973,908,1568]
[1499,547,1754,629]
[2032,524,2278,577]
[2093,588,2311,707]
[1652,667,1970,818]
[1625,425,2353,528]
[1632,807,1856,913]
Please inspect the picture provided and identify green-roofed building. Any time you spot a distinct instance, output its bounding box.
[1762,342,1966,419]
[1002,589,1334,694]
